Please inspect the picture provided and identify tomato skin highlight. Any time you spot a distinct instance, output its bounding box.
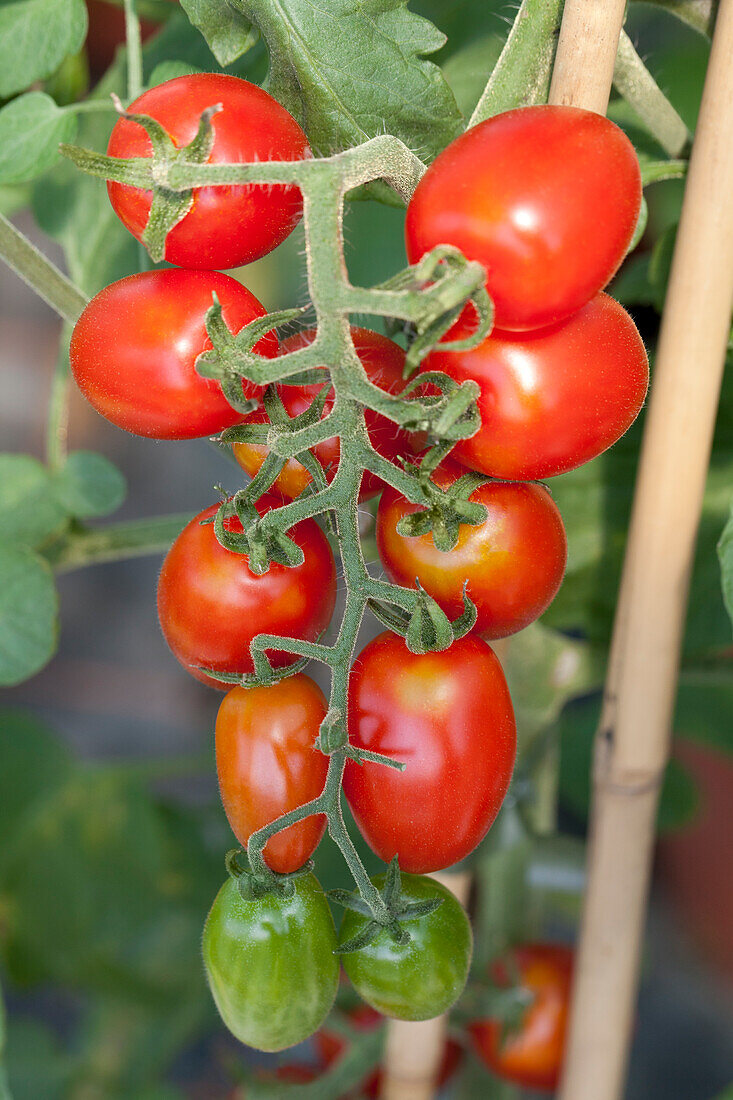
[340,873,473,1021]
[233,327,413,501]
[203,873,339,1052]
[344,632,516,874]
[107,74,309,270]
[215,676,329,874]
[425,293,649,481]
[377,462,567,639]
[157,500,336,689]
[406,105,641,331]
[69,268,277,439]
[469,943,573,1091]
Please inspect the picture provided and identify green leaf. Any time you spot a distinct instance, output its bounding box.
[232,0,462,158]
[0,546,58,686]
[179,0,258,67]
[0,92,77,185]
[557,695,698,832]
[53,450,127,518]
[148,60,202,86]
[0,710,73,855]
[717,498,733,630]
[0,0,87,99]
[4,1019,70,1100]
[0,454,68,548]
[501,623,600,753]
[675,670,733,755]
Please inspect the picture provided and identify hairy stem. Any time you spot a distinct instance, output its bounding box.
[0,212,88,323]
[124,0,144,102]
[44,513,191,571]
[613,30,690,156]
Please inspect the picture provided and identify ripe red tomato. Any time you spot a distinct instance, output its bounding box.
[376,461,566,639]
[157,499,337,689]
[424,293,648,480]
[233,327,414,501]
[107,73,310,270]
[315,1007,462,1098]
[69,268,278,439]
[405,105,641,331]
[470,943,573,1091]
[344,632,516,873]
[215,676,328,874]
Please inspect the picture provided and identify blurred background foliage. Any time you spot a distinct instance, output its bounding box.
[0,1,731,1098]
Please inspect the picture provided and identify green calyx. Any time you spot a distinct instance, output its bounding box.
[225,846,314,902]
[330,858,444,953]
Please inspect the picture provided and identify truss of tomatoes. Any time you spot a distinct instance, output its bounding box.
[68,71,646,1052]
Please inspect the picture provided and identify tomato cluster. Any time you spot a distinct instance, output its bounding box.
[67,71,642,1059]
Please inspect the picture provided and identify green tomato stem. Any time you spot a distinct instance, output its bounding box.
[613,30,690,157]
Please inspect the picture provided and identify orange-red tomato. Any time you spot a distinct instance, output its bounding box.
[344,632,516,874]
[470,943,573,1091]
[376,461,567,639]
[69,268,278,439]
[406,105,641,331]
[424,293,649,481]
[107,74,310,270]
[233,328,413,501]
[215,676,328,874]
[157,500,336,689]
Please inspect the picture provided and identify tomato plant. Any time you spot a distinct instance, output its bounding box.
[157,500,337,687]
[3,1,711,1095]
[215,676,329,874]
[377,460,567,638]
[340,872,473,1020]
[469,943,573,1091]
[203,873,339,1051]
[70,268,278,439]
[424,293,649,480]
[107,73,310,269]
[233,327,414,501]
[406,105,642,331]
[344,631,516,873]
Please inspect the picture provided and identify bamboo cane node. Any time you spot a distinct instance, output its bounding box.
[593,766,665,799]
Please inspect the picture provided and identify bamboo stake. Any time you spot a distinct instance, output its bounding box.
[559,3,733,1099]
[379,871,472,1100]
[548,0,627,113]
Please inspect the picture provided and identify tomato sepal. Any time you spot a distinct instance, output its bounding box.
[198,301,308,396]
[367,582,477,653]
[225,846,316,902]
[330,858,444,954]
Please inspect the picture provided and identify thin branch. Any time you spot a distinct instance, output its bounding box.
[124,0,144,102]
[0,212,88,324]
[44,514,192,571]
[613,30,690,157]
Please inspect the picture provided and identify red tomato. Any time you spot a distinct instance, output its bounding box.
[233,328,413,501]
[215,676,328,874]
[470,944,573,1091]
[157,500,336,689]
[405,105,641,331]
[315,1007,461,1098]
[107,73,310,269]
[344,632,516,873]
[424,293,648,480]
[70,268,278,439]
[376,462,567,639]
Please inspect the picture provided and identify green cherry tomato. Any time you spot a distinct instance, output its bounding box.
[340,874,472,1021]
[203,874,339,1051]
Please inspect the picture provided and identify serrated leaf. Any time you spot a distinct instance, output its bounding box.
[0,546,58,686]
[179,0,258,66]
[54,450,127,518]
[0,92,77,185]
[232,0,462,159]
[717,499,733,631]
[0,0,87,99]
[0,454,68,548]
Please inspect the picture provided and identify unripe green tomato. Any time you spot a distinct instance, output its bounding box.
[340,874,473,1021]
[203,874,339,1051]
